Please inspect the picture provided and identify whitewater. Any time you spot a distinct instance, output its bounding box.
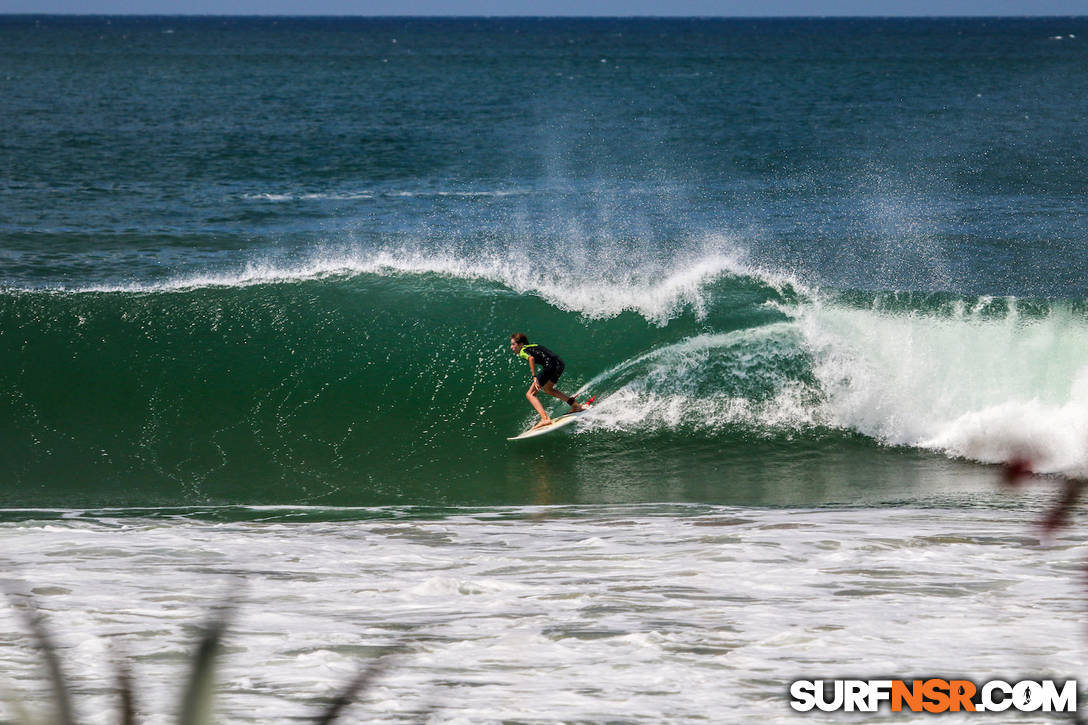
[3,504,1086,724]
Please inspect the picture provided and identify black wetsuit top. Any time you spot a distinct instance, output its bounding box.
[519,343,565,384]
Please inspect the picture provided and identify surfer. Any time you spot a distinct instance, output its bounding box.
[510,333,586,429]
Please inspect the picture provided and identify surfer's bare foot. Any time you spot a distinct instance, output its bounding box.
[569,403,584,413]
[532,419,552,430]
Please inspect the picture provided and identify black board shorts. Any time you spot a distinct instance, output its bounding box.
[535,360,565,386]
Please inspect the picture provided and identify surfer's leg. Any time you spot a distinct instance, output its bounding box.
[541,382,585,412]
[541,362,583,412]
[526,383,551,425]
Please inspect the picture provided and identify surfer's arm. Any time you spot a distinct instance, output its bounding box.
[526,358,541,392]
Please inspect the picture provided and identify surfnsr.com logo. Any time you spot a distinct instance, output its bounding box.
[789,679,1077,713]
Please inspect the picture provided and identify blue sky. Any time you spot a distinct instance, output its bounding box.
[1,0,1086,14]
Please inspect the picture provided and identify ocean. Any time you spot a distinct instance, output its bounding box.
[1,15,1087,723]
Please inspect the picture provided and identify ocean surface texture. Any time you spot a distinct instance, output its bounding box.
[1,16,1087,723]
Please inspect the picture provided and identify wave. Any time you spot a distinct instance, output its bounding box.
[2,256,1086,507]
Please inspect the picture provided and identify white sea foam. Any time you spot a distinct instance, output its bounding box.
[791,299,1088,475]
[0,506,1083,724]
[923,370,1088,477]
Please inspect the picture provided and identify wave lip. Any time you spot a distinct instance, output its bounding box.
[25,241,803,326]
[320,242,793,325]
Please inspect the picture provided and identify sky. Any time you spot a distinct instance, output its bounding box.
[1,0,1086,16]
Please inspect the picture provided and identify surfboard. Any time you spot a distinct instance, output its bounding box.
[507,406,591,441]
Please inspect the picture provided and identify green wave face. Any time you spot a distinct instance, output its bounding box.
[3,268,1086,510]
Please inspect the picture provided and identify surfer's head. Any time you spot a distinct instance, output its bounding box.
[510,332,528,354]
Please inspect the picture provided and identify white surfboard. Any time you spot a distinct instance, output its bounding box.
[507,406,591,441]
